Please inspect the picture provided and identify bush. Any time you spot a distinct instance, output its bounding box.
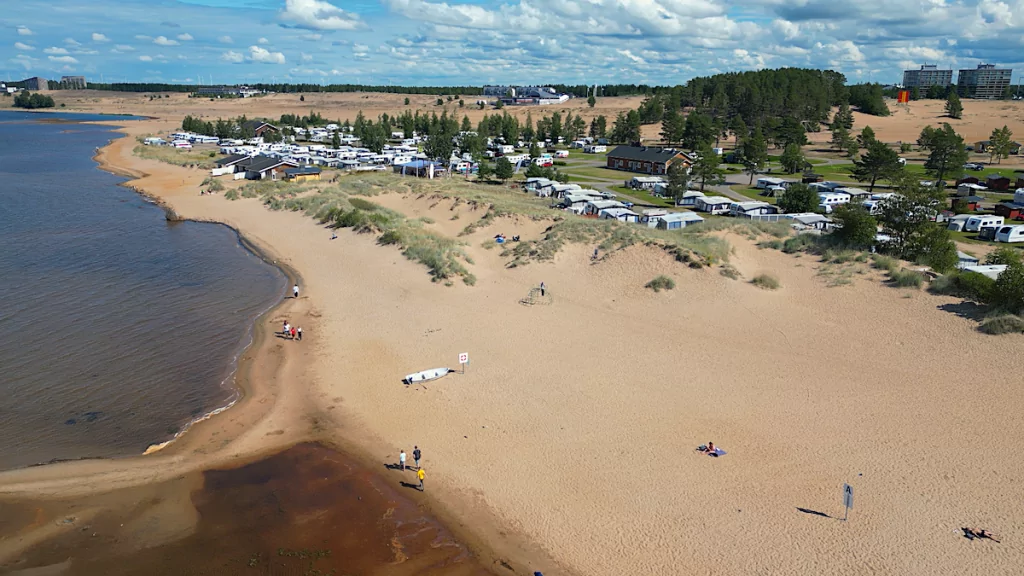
[751,274,780,290]
[224,189,239,200]
[719,265,741,280]
[928,271,995,302]
[978,314,1024,335]
[782,234,819,254]
[889,269,925,288]
[645,275,676,292]
[757,239,783,250]
[348,197,379,211]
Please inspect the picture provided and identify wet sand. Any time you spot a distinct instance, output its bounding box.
[1,443,494,576]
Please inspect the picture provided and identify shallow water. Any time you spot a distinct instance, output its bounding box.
[0,111,287,470]
[3,443,496,575]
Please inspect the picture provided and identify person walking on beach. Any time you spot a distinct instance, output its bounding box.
[290,326,297,340]
[399,449,407,471]
[283,321,290,338]
[293,284,300,299]
[296,327,303,341]
[413,446,421,469]
[539,282,546,297]
[417,467,425,491]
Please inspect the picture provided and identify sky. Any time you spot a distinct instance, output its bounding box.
[2,0,1023,87]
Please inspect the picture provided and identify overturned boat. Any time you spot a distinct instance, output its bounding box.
[403,367,454,385]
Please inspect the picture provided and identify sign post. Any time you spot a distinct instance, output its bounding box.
[842,483,854,521]
[458,352,469,374]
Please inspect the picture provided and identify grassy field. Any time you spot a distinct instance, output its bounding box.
[559,164,628,181]
[134,144,219,169]
[610,186,676,208]
[730,185,778,205]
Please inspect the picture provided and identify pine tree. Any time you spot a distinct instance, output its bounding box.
[780,143,806,174]
[660,108,683,145]
[831,126,851,151]
[945,92,963,119]
[857,126,876,148]
[494,157,514,182]
[919,123,968,183]
[665,162,692,205]
[692,144,725,191]
[989,125,1014,164]
[852,140,903,192]
[587,93,596,108]
[740,126,769,184]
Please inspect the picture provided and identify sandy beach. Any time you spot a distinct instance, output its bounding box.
[2,95,1024,575]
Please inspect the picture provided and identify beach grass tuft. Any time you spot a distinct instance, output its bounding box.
[889,269,925,288]
[645,275,676,292]
[751,273,780,290]
[978,314,1024,335]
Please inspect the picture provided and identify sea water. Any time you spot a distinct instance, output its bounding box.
[0,111,286,470]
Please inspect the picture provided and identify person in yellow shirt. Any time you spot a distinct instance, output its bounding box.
[417,467,425,491]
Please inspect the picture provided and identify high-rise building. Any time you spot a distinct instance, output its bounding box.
[60,76,87,89]
[957,64,1012,99]
[902,65,952,89]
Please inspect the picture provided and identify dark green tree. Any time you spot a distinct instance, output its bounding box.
[877,174,946,258]
[989,125,1014,164]
[664,162,692,204]
[852,140,903,191]
[494,157,514,182]
[740,126,769,184]
[831,203,878,248]
[682,112,714,150]
[660,107,684,146]
[404,97,410,105]
[857,125,876,148]
[476,160,493,182]
[587,93,596,108]
[331,130,340,149]
[691,144,724,191]
[945,92,963,119]
[777,183,818,213]
[780,143,806,174]
[919,123,968,184]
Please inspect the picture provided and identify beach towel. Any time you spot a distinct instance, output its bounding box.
[710,448,727,457]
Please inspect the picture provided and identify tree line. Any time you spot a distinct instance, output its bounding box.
[12,91,55,109]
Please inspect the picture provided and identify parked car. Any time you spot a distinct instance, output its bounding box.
[964,162,984,171]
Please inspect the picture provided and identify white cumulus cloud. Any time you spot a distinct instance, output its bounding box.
[281,0,364,31]
[221,50,244,63]
[17,26,32,36]
[219,35,233,43]
[92,33,109,42]
[14,42,34,51]
[114,44,135,52]
[44,47,69,55]
[258,37,270,44]
[177,33,193,41]
[64,38,81,46]
[154,36,179,46]
[139,55,153,61]
[48,55,79,63]
[248,45,286,64]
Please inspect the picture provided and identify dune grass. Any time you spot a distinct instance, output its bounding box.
[213,171,791,285]
[889,269,926,288]
[645,275,676,292]
[751,274,780,290]
[978,314,1024,335]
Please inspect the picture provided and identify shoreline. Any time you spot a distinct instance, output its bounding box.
[0,115,547,574]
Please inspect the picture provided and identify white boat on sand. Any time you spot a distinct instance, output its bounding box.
[404,367,454,384]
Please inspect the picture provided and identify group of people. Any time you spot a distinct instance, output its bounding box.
[494,234,521,244]
[281,320,303,341]
[397,446,426,491]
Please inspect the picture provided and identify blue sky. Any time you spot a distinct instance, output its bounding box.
[3,0,1022,86]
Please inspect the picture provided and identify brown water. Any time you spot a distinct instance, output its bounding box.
[3,443,499,575]
[0,111,287,469]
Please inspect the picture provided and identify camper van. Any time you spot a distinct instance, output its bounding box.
[965,215,1004,232]
[995,225,1024,243]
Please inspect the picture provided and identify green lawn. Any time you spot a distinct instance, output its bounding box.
[560,165,629,182]
[610,185,675,208]
[730,185,778,205]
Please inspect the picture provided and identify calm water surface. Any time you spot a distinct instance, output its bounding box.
[0,111,286,470]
